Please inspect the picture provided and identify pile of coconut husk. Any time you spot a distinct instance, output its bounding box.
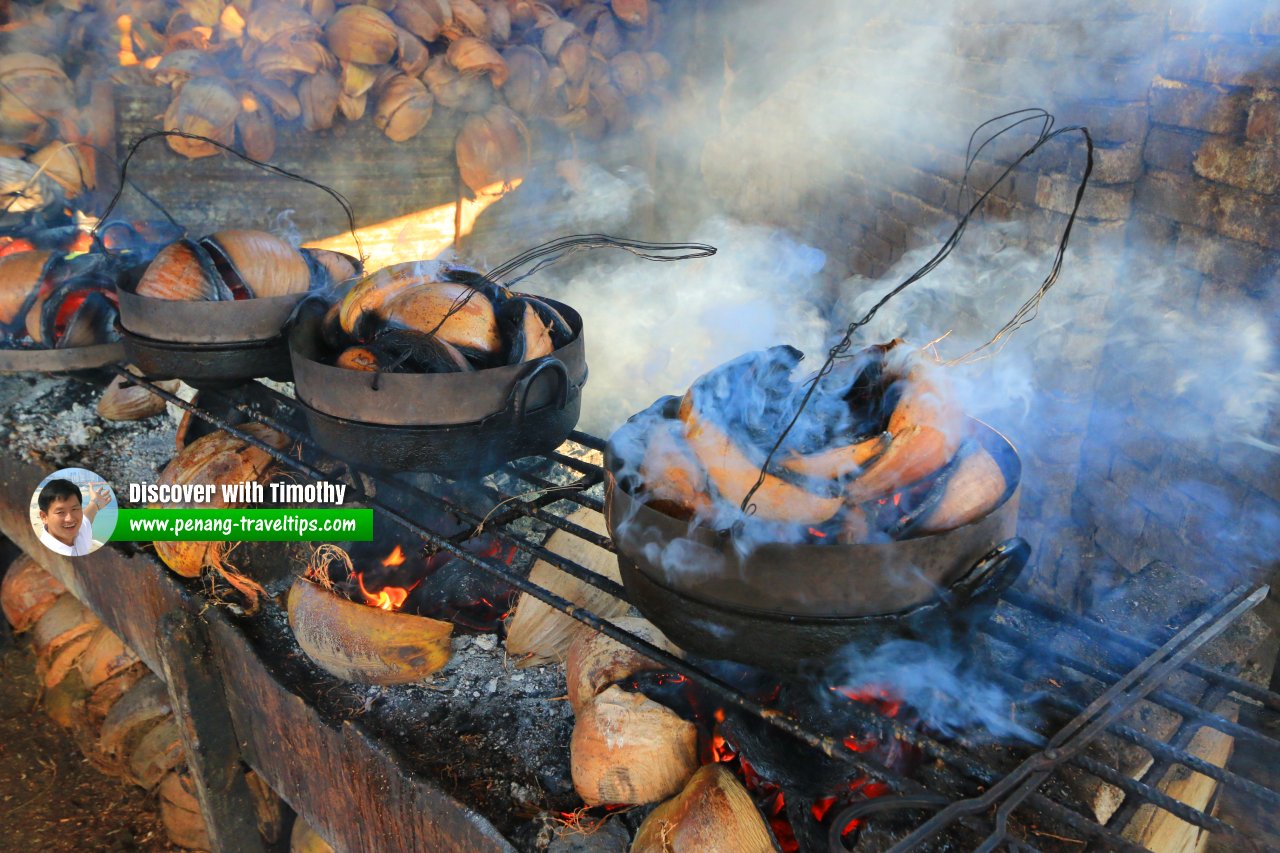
[0,552,285,850]
[1,0,673,197]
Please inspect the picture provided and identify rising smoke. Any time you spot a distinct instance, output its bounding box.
[525,0,1278,737]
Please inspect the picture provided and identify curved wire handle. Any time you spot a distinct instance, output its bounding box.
[488,234,717,288]
[413,233,718,346]
[91,130,365,263]
[735,107,1095,519]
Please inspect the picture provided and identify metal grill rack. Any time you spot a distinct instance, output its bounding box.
[117,367,1280,853]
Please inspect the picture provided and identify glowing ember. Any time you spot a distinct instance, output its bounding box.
[0,239,36,258]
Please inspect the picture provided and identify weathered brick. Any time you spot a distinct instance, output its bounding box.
[1133,169,1218,228]
[1149,77,1251,134]
[1095,141,1147,183]
[1173,225,1278,286]
[1143,126,1205,173]
[1214,183,1280,248]
[1216,444,1280,503]
[1202,41,1280,88]
[1245,88,1280,140]
[1063,100,1151,144]
[1127,212,1180,247]
[1095,512,1152,571]
[1193,136,1280,193]
[1037,173,1133,219]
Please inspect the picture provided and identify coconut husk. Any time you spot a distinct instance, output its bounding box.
[632,764,775,853]
[164,77,240,159]
[396,27,430,77]
[441,0,489,39]
[326,6,398,64]
[28,141,91,195]
[98,368,178,422]
[571,685,698,806]
[501,45,554,116]
[99,673,171,775]
[287,576,452,685]
[503,506,627,666]
[249,78,303,121]
[423,55,494,112]
[152,424,291,612]
[455,104,530,194]
[128,715,185,790]
[391,0,450,42]
[1,553,66,632]
[611,0,648,27]
[31,593,99,661]
[290,816,336,853]
[610,50,648,97]
[300,69,341,130]
[158,769,211,850]
[447,37,508,87]
[374,74,434,142]
[236,97,276,162]
[565,616,681,713]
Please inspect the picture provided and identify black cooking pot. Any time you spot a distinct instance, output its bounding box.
[116,264,312,388]
[604,414,1026,672]
[288,296,587,476]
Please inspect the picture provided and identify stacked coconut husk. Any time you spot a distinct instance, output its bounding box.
[0,552,284,850]
[2,0,674,196]
[0,49,112,206]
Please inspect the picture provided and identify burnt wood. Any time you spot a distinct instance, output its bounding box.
[158,609,269,853]
[0,452,516,853]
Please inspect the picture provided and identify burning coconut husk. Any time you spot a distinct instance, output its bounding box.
[609,340,1007,545]
[136,229,348,302]
[0,247,122,349]
[315,258,574,376]
[290,543,450,680]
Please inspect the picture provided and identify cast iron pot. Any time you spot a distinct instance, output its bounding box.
[604,411,1026,672]
[288,296,588,476]
[116,265,303,388]
[0,341,125,374]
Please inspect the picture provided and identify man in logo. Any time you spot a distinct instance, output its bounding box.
[36,479,110,557]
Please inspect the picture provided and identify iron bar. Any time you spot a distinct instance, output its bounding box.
[1004,589,1280,714]
[891,585,1266,852]
[981,619,1280,751]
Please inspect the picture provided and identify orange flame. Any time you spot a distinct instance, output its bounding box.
[117,15,139,66]
[381,545,407,567]
[356,572,414,611]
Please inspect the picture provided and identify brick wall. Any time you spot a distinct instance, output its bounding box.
[1075,1,1280,597]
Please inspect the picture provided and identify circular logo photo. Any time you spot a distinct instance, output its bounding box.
[29,468,117,557]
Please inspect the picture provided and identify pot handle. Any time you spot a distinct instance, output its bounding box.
[509,357,571,421]
[949,537,1030,609]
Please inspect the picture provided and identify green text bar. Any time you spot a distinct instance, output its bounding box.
[111,509,373,542]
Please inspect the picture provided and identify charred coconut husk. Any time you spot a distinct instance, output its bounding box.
[0,248,125,372]
[289,259,586,475]
[116,229,361,387]
[604,342,1027,671]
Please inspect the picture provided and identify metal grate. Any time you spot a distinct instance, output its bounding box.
[117,367,1280,852]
